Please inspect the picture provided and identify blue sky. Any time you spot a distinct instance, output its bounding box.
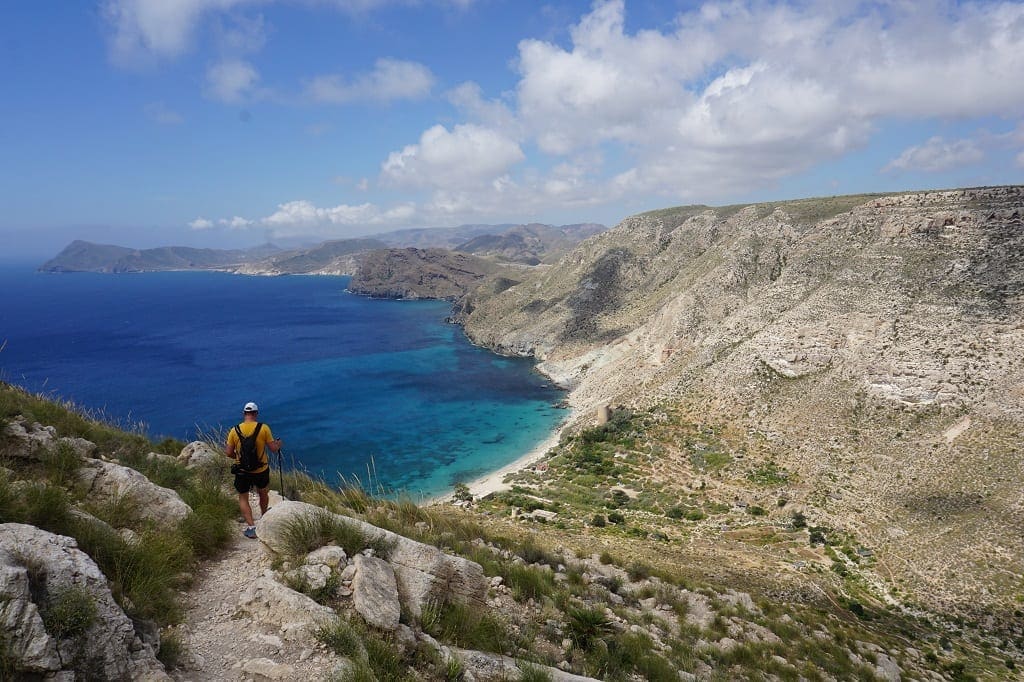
[2,0,1023,259]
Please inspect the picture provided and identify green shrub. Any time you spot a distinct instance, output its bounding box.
[157,629,187,670]
[666,506,684,519]
[591,514,606,527]
[316,619,364,659]
[626,562,651,582]
[503,563,556,602]
[607,511,625,524]
[421,599,508,653]
[277,509,391,562]
[791,511,807,529]
[41,442,83,488]
[517,663,554,682]
[748,505,767,516]
[41,586,97,639]
[565,604,613,651]
[598,552,616,565]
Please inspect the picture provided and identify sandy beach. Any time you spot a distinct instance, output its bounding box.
[425,414,570,505]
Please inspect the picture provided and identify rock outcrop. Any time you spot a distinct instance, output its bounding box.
[0,523,169,681]
[351,554,401,631]
[76,459,191,525]
[256,501,487,618]
[176,440,223,470]
[236,572,340,641]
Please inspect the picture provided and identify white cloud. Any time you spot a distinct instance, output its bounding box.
[104,0,474,63]
[258,199,418,237]
[503,0,1024,198]
[381,124,524,189]
[306,59,435,104]
[884,136,985,173]
[205,59,260,102]
[189,217,215,229]
[144,101,184,125]
[218,216,254,228]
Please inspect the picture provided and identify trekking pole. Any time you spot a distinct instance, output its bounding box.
[276,448,286,499]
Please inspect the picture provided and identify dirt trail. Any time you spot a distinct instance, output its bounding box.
[171,493,340,681]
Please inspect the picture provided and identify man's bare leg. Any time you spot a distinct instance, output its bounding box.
[257,487,269,517]
[238,492,255,526]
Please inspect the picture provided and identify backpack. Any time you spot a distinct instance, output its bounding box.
[235,423,263,472]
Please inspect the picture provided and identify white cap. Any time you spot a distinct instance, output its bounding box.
[243,402,259,413]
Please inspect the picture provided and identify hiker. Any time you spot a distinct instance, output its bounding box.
[225,401,283,539]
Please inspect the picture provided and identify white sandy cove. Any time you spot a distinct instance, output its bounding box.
[425,415,570,505]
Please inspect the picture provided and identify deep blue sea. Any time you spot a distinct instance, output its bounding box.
[0,265,564,498]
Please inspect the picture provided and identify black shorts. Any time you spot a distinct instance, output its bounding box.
[233,468,270,494]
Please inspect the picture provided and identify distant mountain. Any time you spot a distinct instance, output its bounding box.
[39,240,278,273]
[234,238,387,275]
[373,224,519,249]
[38,222,607,277]
[454,223,607,265]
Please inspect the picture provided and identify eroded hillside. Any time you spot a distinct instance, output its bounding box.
[462,187,1024,621]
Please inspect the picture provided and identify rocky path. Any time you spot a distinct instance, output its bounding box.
[171,495,342,681]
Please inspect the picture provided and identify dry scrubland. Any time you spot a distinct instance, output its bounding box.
[2,381,1019,680]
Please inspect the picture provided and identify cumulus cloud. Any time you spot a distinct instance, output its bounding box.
[205,59,260,102]
[306,59,435,104]
[259,199,416,236]
[884,137,986,173]
[189,217,215,230]
[218,216,254,228]
[504,0,1024,198]
[381,124,524,189]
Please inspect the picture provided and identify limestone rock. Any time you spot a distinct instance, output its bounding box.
[2,418,57,458]
[306,545,347,568]
[452,647,601,682]
[257,501,487,619]
[236,572,338,642]
[285,563,333,593]
[0,523,169,681]
[241,657,295,680]
[352,554,401,631]
[177,441,223,470]
[76,459,191,525]
[58,436,97,458]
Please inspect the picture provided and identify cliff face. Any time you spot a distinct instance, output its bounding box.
[463,186,1024,614]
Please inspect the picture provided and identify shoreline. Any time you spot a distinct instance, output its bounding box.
[423,414,570,506]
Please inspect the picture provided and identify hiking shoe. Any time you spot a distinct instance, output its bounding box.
[243,526,257,539]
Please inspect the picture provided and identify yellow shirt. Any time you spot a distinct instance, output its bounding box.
[226,421,274,473]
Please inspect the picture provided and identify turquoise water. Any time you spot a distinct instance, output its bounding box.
[0,266,564,498]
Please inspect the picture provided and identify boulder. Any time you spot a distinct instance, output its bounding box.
[236,571,338,642]
[306,545,348,568]
[76,459,191,525]
[0,523,170,681]
[285,563,333,593]
[177,441,223,470]
[58,436,97,459]
[352,554,401,631]
[258,501,487,619]
[1,418,57,458]
[452,648,601,682]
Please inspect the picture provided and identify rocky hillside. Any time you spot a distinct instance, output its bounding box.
[455,223,607,265]
[347,248,523,301]
[461,186,1024,624]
